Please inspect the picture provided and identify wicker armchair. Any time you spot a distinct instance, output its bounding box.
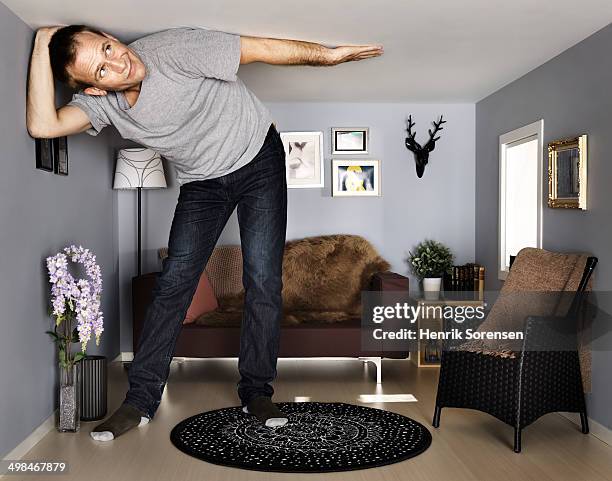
[432,248,598,453]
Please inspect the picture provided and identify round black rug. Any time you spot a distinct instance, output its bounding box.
[170,402,432,472]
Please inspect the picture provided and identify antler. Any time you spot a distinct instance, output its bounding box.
[405,115,420,151]
[404,114,447,178]
[422,115,446,152]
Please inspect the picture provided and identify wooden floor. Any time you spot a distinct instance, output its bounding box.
[8,358,612,481]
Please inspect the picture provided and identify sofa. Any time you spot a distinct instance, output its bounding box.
[131,234,410,382]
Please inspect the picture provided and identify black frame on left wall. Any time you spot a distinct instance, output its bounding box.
[35,138,54,172]
[53,136,68,176]
[35,136,68,175]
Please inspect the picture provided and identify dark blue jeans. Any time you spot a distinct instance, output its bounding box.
[125,123,287,419]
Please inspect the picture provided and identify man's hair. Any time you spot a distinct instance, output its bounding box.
[48,25,105,89]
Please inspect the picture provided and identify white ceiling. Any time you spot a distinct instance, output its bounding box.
[5,0,612,102]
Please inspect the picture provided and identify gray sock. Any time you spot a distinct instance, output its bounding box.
[90,403,150,442]
[242,396,288,428]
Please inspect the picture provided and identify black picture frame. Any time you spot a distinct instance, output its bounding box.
[35,138,54,172]
[53,136,69,176]
[331,127,369,155]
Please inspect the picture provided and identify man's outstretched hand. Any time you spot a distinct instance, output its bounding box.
[239,37,383,67]
[326,44,384,66]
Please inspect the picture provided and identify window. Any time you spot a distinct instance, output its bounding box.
[498,120,544,280]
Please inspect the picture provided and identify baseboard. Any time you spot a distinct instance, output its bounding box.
[2,410,56,461]
[558,412,612,446]
[118,351,410,362]
[118,352,133,362]
[118,353,405,362]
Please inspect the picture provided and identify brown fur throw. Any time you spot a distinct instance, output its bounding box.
[195,234,390,325]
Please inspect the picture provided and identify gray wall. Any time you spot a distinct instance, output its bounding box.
[476,23,612,428]
[117,102,475,351]
[0,2,120,458]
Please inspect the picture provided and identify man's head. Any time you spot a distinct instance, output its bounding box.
[49,25,146,95]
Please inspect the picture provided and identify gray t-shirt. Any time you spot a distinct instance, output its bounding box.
[68,27,273,185]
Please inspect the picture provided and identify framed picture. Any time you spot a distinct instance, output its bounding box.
[35,138,54,172]
[53,136,69,176]
[332,159,381,197]
[548,134,587,210]
[279,131,324,188]
[331,127,369,155]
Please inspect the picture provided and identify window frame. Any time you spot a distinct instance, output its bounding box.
[498,119,544,280]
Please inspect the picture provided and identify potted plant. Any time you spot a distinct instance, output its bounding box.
[406,239,454,299]
[46,245,104,432]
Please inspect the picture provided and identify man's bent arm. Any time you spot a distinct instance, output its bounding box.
[27,27,92,138]
[239,36,383,66]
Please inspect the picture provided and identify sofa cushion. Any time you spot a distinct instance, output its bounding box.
[159,245,244,300]
[204,245,244,299]
[193,309,361,327]
[183,270,218,325]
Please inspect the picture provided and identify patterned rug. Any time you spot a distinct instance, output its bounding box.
[170,402,432,472]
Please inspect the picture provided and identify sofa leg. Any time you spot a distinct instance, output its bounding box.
[433,406,441,428]
[359,357,382,384]
[580,412,590,434]
[514,427,522,453]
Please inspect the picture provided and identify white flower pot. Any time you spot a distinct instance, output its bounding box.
[422,277,442,300]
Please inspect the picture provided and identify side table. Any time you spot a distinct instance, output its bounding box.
[409,297,486,368]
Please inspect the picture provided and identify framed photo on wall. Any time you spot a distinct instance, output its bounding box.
[279,131,324,188]
[53,136,69,176]
[35,138,54,172]
[332,159,381,197]
[331,127,369,155]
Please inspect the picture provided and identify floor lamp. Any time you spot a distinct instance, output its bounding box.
[113,148,167,276]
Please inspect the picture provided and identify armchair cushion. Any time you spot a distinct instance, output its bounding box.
[458,247,593,358]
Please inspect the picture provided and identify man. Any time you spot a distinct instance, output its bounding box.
[27,25,383,441]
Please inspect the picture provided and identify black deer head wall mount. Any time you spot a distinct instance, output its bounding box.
[404,115,446,178]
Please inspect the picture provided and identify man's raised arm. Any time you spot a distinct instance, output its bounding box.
[239,36,383,66]
[26,27,92,139]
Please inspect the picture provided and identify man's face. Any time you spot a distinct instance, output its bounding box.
[67,31,146,94]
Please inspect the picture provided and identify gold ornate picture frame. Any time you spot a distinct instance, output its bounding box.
[548,134,587,210]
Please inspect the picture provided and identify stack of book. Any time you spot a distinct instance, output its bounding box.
[443,263,485,299]
[424,339,442,363]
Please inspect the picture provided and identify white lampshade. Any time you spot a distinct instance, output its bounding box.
[113,148,167,189]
